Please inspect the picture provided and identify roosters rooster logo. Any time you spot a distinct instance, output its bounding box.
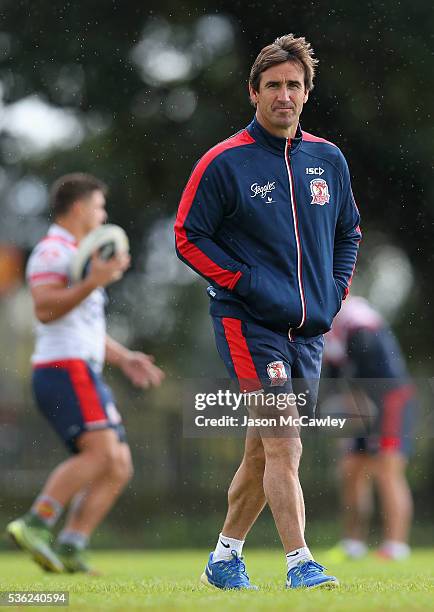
[310,178,330,205]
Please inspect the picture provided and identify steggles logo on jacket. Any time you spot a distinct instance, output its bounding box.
[250,181,276,203]
[310,178,330,205]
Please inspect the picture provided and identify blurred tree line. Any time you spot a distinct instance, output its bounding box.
[0,0,432,356]
[0,0,433,545]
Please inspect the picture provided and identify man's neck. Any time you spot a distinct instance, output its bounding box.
[54,218,86,243]
[255,112,297,140]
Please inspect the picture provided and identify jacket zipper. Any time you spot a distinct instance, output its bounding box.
[284,138,306,340]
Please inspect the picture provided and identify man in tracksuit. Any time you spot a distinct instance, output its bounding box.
[175,34,361,590]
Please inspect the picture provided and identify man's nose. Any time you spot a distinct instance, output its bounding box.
[277,86,291,101]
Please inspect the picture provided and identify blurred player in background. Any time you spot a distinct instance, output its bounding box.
[323,296,415,561]
[6,173,164,574]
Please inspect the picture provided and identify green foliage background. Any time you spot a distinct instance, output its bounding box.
[0,1,433,545]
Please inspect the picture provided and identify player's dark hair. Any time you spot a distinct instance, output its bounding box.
[50,173,108,218]
[249,34,318,94]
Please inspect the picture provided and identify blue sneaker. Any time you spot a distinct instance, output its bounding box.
[286,560,339,589]
[200,551,258,590]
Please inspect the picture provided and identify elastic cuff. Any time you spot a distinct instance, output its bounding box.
[335,280,348,300]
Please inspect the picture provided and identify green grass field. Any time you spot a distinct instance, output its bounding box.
[1,549,433,611]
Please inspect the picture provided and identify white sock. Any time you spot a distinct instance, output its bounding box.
[379,540,410,560]
[57,529,89,550]
[286,546,313,571]
[212,533,244,562]
[341,538,368,559]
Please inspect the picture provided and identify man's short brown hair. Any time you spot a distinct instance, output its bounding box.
[249,34,318,93]
[50,173,108,218]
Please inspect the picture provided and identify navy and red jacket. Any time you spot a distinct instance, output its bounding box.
[175,116,361,338]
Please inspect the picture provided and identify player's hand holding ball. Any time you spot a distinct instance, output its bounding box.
[87,251,130,288]
[71,224,130,287]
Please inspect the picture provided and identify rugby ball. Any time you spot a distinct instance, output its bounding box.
[71,224,129,282]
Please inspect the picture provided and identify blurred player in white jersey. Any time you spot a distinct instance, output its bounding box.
[323,296,415,561]
[6,173,164,573]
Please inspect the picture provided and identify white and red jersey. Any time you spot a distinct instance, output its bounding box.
[324,296,383,367]
[26,224,106,371]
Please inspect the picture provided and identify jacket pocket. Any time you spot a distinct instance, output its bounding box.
[301,277,343,337]
[243,265,300,327]
[320,278,343,329]
[233,264,256,298]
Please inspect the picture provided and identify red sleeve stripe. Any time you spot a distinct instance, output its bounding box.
[29,272,68,285]
[222,317,262,392]
[302,130,337,146]
[341,226,362,300]
[175,129,255,289]
[342,264,355,300]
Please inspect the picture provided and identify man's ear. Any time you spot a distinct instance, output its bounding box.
[249,83,258,106]
[303,89,309,104]
[71,198,85,219]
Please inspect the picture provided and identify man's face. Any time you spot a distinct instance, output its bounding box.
[249,60,309,138]
[78,189,107,234]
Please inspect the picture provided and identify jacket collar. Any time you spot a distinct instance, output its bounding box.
[247,115,303,156]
